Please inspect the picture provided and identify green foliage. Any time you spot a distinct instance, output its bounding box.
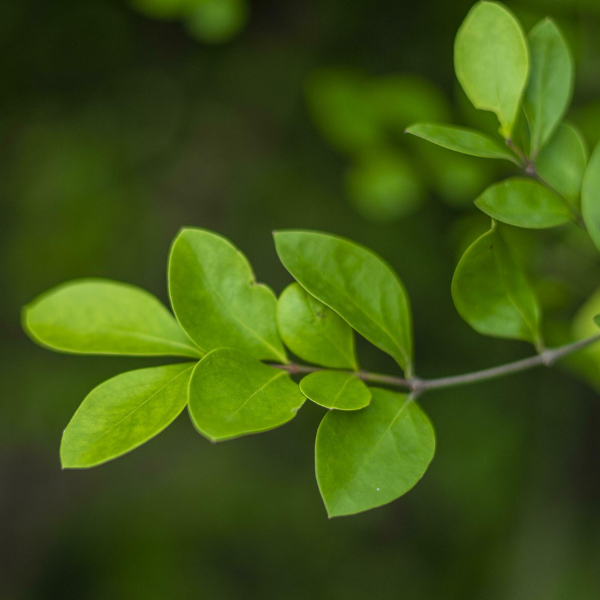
[474,178,573,228]
[536,123,587,203]
[406,123,520,164]
[274,230,413,375]
[61,363,194,468]
[523,19,574,156]
[299,371,371,411]
[23,279,202,358]
[22,1,600,520]
[277,283,357,370]
[315,388,435,517]
[169,228,287,362]
[188,348,305,441]
[582,143,600,253]
[454,1,529,138]
[452,224,542,345]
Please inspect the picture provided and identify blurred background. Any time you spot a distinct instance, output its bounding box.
[2,0,600,597]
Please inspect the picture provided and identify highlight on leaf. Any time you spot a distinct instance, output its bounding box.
[299,371,371,411]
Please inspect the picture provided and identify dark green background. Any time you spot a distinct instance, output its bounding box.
[2,0,600,598]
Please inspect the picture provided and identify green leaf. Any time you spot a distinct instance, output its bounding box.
[23,279,201,358]
[274,230,413,375]
[277,283,357,370]
[188,348,305,442]
[451,224,542,344]
[300,371,371,411]
[524,18,574,156]
[169,228,287,363]
[315,388,435,517]
[582,143,600,254]
[61,363,194,468]
[536,123,587,204]
[454,1,529,138]
[475,178,573,228]
[405,123,520,164]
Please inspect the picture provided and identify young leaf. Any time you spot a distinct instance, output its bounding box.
[405,123,520,164]
[277,283,357,370]
[300,371,371,411]
[61,363,194,468]
[524,19,574,156]
[451,224,542,344]
[475,178,573,228]
[454,1,529,139]
[315,388,435,517]
[169,228,287,363]
[23,279,201,358]
[582,143,600,254]
[536,123,587,204]
[188,348,305,442]
[274,230,413,375]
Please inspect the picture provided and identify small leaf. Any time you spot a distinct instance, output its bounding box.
[277,283,357,370]
[475,178,573,228]
[23,279,201,358]
[406,123,520,164]
[451,224,542,344]
[524,18,574,156]
[315,388,435,517]
[188,348,305,442]
[582,143,600,254]
[61,363,194,468]
[300,371,371,411]
[274,230,413,375]
[169,228,287,363]
[536,123,587,204]
[454,1,529,139]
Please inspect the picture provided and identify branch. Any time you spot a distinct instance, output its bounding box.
[271,334,600,395]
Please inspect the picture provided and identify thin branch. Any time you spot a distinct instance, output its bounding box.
[270,333,600,395]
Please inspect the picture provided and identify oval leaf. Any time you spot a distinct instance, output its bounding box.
[524,19,574,156]
[406,123,520,164]
[277,283,357,370]
[188,348,305,442]
[582,143,600,254]
[274,230,413,374]
[300,371,371,411]
[536,123,587,204]
[316,388,435,517]
[169,228,287,362]
[454,1,529,138]
[475,178,573,228]
[451,224,542,344]
[23,279,201,358]
[61,363,194,468]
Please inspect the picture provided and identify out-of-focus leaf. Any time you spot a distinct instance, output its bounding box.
[475,178,573,228]
[581,143,600,254]
[451,223,542,344]
[188,348,305,441]
[274,230,413,375]
[315,388,435,517]
[305,70,381,154]
[454,1,529,138]
[346,150,424,222]
[299,371,371,411]
[524,19,573,156]
[277,283,357,370]
[536,123,587,204]
[61,363,194,468]
[185,0,248,44]
[23,279,201,358]
[368,75,450,134]
[406,123,520,164]
[169,228,287,362]
[129,0,191,20]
